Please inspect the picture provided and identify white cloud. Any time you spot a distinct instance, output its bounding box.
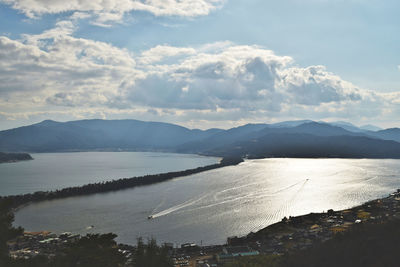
[279,65,362,106]
[0,23,399,128]
[138,45,196,64]
[130,45,292,111]
[0,22,140,110]
[1,0,225,25]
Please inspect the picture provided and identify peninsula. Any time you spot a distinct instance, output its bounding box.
[0,152,32,164]
[5,157,243,208]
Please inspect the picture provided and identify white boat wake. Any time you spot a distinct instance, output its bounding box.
[149,193,209,218]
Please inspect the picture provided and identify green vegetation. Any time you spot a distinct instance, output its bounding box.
[0,198,174,267]
[0,152,32,164]
[227,219,400,267]
[10,234,126,267]
[50,234,125,267]
[0,199,23,266]
[7,235,174,267]
[132,238,173,267]
[224,255,282,267]
[281,219,400,267]
[6,157,243,208]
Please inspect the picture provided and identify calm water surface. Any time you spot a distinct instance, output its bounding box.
[0,152,219,196]
[14,158,400,246]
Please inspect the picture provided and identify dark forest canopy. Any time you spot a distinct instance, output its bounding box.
[0,152,32,164]
[225,218,400,267]
[4,157,243,208]
[0,198,172,267]
[0,199,23,265]
[206,133,400,159]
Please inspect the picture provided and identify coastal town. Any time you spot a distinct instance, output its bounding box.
[7,189,400,267]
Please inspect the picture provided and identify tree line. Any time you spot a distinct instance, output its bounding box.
[225,218,400,267]
[5,157,243,208]
[0,198,173,267]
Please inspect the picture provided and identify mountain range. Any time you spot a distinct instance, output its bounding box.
[1,119,400,158]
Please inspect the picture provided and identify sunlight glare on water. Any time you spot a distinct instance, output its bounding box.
[14,158,400,245]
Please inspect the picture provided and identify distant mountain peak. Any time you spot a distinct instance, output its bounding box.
[360,124,382,132]
[330,121,356,127]
[296,121,343,129]
[270,119,314,128]
[1,118,399,155]
[36,119,59,126]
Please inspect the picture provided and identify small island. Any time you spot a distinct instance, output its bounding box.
[0,152,33,164]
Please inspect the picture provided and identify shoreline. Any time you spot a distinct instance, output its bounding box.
[0,152,33,164]
[9,189,400,264]
[223,188,400,253]
[4,157,243,209]
[170,189,400,264]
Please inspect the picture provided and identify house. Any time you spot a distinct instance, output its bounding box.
[218,246,259,261]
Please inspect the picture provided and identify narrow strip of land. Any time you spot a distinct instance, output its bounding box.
[3,157,243,208]
[0,152,33,164]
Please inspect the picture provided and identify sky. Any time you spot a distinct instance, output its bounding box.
[0,0,399,130]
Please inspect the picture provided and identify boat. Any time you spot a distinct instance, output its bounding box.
[148,215,153,220]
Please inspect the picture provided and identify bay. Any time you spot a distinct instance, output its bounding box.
[14,158,400,246]
[0,152,219,196]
